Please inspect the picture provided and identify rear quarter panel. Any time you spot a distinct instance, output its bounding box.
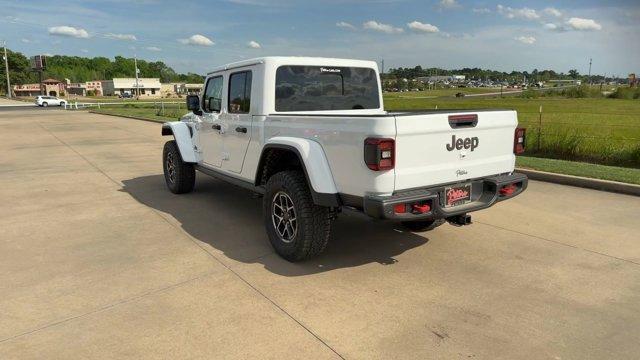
[259,115,397,197]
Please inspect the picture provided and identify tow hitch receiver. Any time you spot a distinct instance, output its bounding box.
[447,214,472,226]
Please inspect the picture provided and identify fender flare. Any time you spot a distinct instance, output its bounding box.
[161,122,198,163]
[258,137,340,207]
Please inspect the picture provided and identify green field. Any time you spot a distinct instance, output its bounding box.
[386,96,640,168]
[517,156,640,185]
[88,94,640,183]
[90,102,182,122]
[384,87,529,98]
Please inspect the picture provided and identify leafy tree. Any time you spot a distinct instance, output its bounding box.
[568,69,580,79]
[3,48,204,87]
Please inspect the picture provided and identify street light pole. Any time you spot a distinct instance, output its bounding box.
[2,41,11,99]
[134,54,139,99]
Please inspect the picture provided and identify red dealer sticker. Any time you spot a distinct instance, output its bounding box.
[445,184,472,207]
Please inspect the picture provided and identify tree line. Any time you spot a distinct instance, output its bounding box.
[384,65,615,83]
[0,48,204,94]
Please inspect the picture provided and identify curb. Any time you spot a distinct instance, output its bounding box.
[88,110,171,124]
[516,168,640,197]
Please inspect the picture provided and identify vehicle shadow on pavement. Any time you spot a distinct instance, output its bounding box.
[121,174,430,276]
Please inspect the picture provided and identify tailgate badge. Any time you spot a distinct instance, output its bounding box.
[446,135,479,152]
[456,169,468,177]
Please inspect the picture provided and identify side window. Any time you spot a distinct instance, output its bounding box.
[228,71,252,113]
[203,76,223,113]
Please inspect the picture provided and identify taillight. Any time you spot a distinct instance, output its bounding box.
[364,138,395,171]
[499,184,517,196]
[514,127,526,154]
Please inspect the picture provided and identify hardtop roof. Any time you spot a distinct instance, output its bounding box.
[206,56,379,75]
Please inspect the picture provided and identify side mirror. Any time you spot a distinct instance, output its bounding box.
[186,95,201,115]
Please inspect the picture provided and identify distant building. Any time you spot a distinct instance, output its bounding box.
[13,78,66,97]
[67,81,104,96]
[102,78,161,97]
[160,83,203,97]
[548,79,582,86]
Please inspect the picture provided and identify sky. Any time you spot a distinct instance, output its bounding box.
[0,0,638,77]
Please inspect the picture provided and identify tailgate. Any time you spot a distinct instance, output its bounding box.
[394,110,517,191]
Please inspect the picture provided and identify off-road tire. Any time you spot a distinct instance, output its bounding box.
[264,170,333,262]
[401,219,446,232]
[163,140,195,194]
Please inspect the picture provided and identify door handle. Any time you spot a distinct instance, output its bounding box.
[212,124,221,130]
[235,127,247,133]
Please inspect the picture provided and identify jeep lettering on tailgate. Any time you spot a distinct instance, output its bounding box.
[446,135,479,152]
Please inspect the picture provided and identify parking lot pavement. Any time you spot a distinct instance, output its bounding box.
[1,109,639,359]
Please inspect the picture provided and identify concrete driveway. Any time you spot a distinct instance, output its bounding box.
[1,109,639,359]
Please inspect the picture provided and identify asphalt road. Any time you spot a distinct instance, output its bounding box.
[1,109,639,359]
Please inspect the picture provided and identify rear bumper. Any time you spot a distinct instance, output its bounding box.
[362,172,527,220]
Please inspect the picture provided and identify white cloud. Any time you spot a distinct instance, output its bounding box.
[472,8,491,14]
[544,7,562,17]
[407,21,439,33]
[363,20,403,34]
[336,21,356,30]
[48,26,89,39]
[105,33,137,41]
[543,23,567,32]
[145,46,162,51]
[515,36,536,44]
[439,0,461,10]
[179,34,214,46]
[247,40,261,49]
[497,5,539,20]
[566,17,602,31]
[20,38,31,43]
[80,49,89,53]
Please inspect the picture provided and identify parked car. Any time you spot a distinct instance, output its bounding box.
[118,92,133,99]
[35,95,66,107]
[161,56,528,261]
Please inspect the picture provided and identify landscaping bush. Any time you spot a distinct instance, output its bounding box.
[560,85,602,98]
[609,87,640,100]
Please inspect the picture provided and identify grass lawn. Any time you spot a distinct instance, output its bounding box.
[384,87,518,98]
[91,107,177,122]
[89,94,640,184]
[385,96,640,167]
[517,156,640,185]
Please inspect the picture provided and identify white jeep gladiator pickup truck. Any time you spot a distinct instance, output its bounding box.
[161,56,528,261]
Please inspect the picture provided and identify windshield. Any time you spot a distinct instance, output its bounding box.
[275,65,380,112]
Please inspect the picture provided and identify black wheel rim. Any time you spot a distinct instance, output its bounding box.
[271,191,298,243]
[166,152,176,183]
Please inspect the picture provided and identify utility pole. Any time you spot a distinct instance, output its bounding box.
[2,41,11,98]
[588,58,592,85]
[134,54,140,99]
[381,59,384,75]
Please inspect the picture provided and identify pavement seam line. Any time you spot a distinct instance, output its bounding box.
[0,271,219,344]
[34,120,124,187]
[33,118,345,359]
[475,220,640,267]
[148,207,346,360]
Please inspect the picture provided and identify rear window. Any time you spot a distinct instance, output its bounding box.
[275,66,380,112]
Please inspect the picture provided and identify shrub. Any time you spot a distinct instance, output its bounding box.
[608,87,640,100]
[560,85,602,98]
